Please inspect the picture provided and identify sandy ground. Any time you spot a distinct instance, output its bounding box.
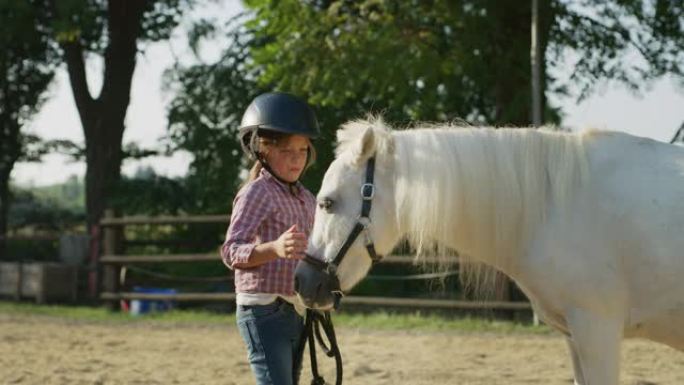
[1,313,683,385]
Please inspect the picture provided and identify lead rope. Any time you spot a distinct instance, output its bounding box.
[295,309,343,385]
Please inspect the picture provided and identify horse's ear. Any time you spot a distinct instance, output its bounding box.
[336,117,392,166]
[356,125,376,164]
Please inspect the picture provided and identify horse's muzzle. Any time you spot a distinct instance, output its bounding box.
[294,256,340,310]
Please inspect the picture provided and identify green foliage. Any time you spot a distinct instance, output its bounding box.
[25,176,85,213]
[52,0,196,52]
[164,14,265,210]
[0,0,57,171]
[51,0,104,47]
[4,237,59,263]
[247,0,683,123]
[6,182,84,262]
[246,0,543,125]
[110,171,189,216]
[551,0,684,99]
[9,184,85,232]
[0,300,549,333]
[332,311,549,333]
[0,0,59,259]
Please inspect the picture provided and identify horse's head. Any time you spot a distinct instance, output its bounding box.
[295,118,401,310]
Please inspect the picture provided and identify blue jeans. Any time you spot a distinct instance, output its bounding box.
[237,299,305,385]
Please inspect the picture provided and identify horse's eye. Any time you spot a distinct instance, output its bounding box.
[318,198,334,211]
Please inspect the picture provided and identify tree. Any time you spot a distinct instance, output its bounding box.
[51,0,195,231]
[0,0,57,259]
[166,13,392,196]
[164,15,266,211]
[166,0,683,205]
[246,0,683,126]
[244,0,549,125]
[553,0,684,100]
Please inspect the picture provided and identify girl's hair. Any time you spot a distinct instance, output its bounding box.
[244,130,317,185]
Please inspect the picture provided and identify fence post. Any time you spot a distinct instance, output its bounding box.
[88,225,101,300]
[102,209,122,311]
[15,260,23,301]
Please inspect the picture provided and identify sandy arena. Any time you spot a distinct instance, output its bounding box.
[1,312,683,385]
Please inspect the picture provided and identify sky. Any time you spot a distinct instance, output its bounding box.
[11,2,684,187]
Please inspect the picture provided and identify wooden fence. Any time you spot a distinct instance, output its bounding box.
[98,211,531,313]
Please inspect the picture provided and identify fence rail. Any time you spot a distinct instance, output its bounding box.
[101,214,227,226]
[99,291,530,311]
[100,253,458,266]
[98,212,526,314]
[0,235,60,241]
[101,254,219,264]
[101,292,236,301]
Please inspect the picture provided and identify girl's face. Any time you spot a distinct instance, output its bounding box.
[263,134,310,183]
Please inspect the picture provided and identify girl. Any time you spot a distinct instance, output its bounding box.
[221,92,319,385]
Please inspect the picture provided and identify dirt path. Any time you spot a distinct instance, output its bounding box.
[1,313,682,384]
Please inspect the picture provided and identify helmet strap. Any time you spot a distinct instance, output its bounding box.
[257,157,300,194]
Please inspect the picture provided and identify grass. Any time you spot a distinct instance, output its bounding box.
[0,300,551,334]
[0,301,230,325]
[332,311,551,334]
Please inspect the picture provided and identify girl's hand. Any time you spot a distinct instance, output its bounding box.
[274,224,307,260]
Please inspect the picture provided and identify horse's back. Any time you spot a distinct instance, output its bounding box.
[584,131,684,248]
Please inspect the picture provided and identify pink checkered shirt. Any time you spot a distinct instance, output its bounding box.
[221,168,316,296]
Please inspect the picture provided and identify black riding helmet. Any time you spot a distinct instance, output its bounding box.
[239,92,320,160]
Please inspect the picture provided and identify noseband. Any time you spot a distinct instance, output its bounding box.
[303,156,384,297]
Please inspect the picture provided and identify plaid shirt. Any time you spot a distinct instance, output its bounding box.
[221,168,316,296]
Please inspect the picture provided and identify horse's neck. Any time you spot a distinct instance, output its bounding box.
[393,128,585,270]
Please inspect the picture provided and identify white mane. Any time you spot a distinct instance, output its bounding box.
[336,117,395,163]
[339,117,591,292]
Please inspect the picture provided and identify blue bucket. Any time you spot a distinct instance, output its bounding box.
[130,287,177,316]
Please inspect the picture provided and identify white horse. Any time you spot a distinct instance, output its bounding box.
[294,117,684,385]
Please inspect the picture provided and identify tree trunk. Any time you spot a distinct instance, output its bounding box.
[489,1,554,126]
[0,176,9,261]
[61,0,145,232]
[0,119,21,261]
[83,116,126,231]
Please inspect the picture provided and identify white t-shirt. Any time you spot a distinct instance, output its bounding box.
[236,292,305,316]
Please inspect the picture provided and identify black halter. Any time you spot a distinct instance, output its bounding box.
[294,158,381,385]
[303,156,384,296]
